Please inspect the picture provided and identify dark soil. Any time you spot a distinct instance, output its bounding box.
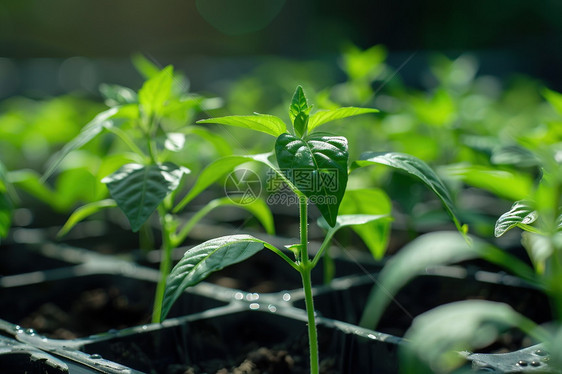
[6,239,550,373]
[18,287,151,339]
[94,318,343,374]
[166,347,337,374]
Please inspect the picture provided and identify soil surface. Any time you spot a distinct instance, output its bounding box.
[100,322,341,374]
[166,347,337,374]
[19,287,151,339]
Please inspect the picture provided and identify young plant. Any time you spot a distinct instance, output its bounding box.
[393,90,562,373]
[400,146,562,373]
[0,95,110,219]
[359,144,562,372]
[0,160,15,244]
[47,60,274,323]
[160,86,465,373]
[494,145,562,316]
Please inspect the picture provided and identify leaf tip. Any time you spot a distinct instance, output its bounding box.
[56,229,67,239]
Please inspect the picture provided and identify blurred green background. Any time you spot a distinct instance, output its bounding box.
[2,0,562,252]
[2,0,562,225]
[0,0,561,99]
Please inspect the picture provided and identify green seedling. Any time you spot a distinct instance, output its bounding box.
[336,43,388,105]
[0,160,15,244]
[161,86,465,373]
[48,60,275,323]
[361,144,562,372]
[401,146,562,373]
[393,87,562,374]
[494,145,562,316]
[0,95,110,216]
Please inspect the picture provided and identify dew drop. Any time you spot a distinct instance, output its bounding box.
[246,293,259,301]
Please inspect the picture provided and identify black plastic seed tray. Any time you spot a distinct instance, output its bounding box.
[0,241,560,373]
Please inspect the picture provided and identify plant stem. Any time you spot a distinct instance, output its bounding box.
[105,126,147,160]
[298,196,320,374]
[147,135,158,164]
[549,181,562,320]
[152,208,174,323]
[546,178,562,321]
[174,200,217,247]
[145,114,159,164]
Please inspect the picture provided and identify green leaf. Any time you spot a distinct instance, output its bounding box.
[173,196,276,249]
[163,133,186,152]
[221,197,275,235]
[293,112,309,138]
[43,107,119,180]
[353,152,464,235]
[174,155,257,212]
[495,200,538,237]
[110,103,140,121]
[132,53,162,80]
[411,89,455,127]
[58,199,117,238]
[521,231,560,274]
[0,192,13,240]
[0,161,12,240]
[99,84,137,106]
[0,161,16,198]
[289,86,310,137]
[543,87,562,117]
[550,329,562,369]
[160,96,203,121]
[401,300,548,374]
[342,44,387,81]
[318,214,391,235]
[186,126,233,157]
[289,86,310,121]
[12,168,99,213]
[338,188,393,259]
[275,133,349,227]
[102,163,187,232]
[0,161,7,192]
[359,232,537,330]
[138,65,174,118]
[491,145,540,168]
[9,170,57,208]
[308,107,379,132]
[442,164,533,202]
[197,114,287,137]
[161,234,268,320]
[55,168,104,211]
